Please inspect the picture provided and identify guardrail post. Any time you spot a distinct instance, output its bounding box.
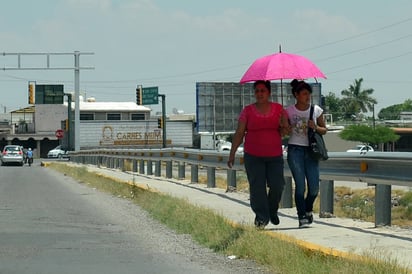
[147,160,153,175]
[96,156,101,168]
[319,180,334,217]
[207,167,216,188]
[132,159,138,173]
[119,158,126,172]
[375,184,392,226]
[178,162,185,179]
[191,164,198,183]
[139,160,145,174]
[166,161,173,178]
[227,169,236,191]
[281,176,293,208]
[155,160,161,177]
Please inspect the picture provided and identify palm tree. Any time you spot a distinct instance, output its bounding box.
[341,78,377,120]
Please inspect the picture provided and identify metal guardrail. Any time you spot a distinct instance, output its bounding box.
[69,148,412,227]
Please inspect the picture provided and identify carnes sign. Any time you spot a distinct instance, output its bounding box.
[99,125,164,146]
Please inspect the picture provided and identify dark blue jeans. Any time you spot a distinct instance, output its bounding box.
[287,145,320,218]
[244,152,285,224]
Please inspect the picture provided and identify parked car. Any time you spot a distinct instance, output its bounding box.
[47,145,69,158]
[346,145,374,153]
[216,140,232,152]
[216,140,243,153]
[1,145,24,166]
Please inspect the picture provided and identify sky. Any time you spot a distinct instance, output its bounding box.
[1,0,412,116]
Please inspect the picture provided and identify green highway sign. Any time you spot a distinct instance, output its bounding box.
[142,86,159,105]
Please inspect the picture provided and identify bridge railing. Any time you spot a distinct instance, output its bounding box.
[69,148,412,227]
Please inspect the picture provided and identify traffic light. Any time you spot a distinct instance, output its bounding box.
[28,83,35,104]
[157,117,163,129]
[136,86,142,105]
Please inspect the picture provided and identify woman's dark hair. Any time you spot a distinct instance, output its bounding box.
[290,79,312,96]
[253,80,271,93]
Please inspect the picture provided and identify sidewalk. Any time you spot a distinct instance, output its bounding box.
[82,164,412,271]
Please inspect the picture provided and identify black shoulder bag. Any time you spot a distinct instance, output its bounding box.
[308,105,329,161]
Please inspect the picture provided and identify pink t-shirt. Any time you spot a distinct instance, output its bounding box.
[239,102,286,157]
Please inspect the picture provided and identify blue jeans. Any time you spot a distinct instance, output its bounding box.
[244,153,285,224]
[287,145,319,218]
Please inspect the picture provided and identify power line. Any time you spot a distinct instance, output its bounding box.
[2,17,412,88]
[315,33,412,63]
[326,51,412,75]
[297,16,412,54]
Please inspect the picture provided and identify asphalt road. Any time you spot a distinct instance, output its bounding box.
[0,160,270,274]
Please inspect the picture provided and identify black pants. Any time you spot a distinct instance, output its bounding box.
[244,153,285,223]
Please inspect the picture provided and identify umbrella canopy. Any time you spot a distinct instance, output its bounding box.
[240,52,326,83]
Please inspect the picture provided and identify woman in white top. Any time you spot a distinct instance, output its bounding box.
[285,79,327,228]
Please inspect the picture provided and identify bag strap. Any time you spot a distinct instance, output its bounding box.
[308,105,315,135]
[309,105,314,121]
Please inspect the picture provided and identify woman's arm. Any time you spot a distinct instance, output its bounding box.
[227,121,246,168]
[315,113,327,135]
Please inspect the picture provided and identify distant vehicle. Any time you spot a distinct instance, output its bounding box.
[47,145,69,159]
[1,145,24,166]
[216,140,243,153]
[346,145,374,153]
[216,140,232,152]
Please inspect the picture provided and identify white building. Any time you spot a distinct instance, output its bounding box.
[1,98,194,157]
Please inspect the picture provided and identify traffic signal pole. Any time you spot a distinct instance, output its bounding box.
[65,93,73,150]
[1,51,94,151]
[159,94,166,148]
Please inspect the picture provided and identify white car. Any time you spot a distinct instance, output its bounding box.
[47,145,69,158]
[1,145,24,166]
[346,145,374,153]
[216,140,243,153]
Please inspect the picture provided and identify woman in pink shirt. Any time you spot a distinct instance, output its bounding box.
[228,80,289,229]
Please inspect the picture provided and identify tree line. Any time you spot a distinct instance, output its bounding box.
[323,78,402,148]
[325,78,412,121]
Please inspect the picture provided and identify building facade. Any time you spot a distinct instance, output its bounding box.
[0,99,194,157]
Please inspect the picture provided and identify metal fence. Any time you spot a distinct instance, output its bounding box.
[69,148,412,227]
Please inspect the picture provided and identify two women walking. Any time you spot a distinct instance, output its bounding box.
[228,79,327,229]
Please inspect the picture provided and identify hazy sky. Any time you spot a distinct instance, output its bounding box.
[1,0,412,115]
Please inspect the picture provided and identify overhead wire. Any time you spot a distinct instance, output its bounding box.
[1,16,412,90]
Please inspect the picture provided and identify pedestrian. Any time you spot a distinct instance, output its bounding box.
[285,79,327,228]
[26,148,33,166]
[227,80,289,229]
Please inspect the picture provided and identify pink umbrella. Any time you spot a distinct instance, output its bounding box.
[240,52,326,83]
[240,51,326,105]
